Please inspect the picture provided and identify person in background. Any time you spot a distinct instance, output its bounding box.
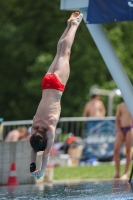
[63,133,77,154]
[82,94,106,117]
[5,126,28,142]
[113,102,133,180]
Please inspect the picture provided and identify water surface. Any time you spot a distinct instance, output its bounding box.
[0,180,133,200]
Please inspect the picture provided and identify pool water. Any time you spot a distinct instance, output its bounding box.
[0,180,133,200]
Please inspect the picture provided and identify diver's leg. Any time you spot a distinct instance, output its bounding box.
[47,12,80,74]
[53,13,83,85]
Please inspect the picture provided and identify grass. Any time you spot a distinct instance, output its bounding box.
[54,163,132,180]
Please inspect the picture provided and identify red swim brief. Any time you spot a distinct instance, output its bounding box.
[42,74,65,92]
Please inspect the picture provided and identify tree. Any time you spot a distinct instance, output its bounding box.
[0,0,133,120]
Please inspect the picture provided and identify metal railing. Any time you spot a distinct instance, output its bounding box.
[1,120,33,140]
[1,116,116,141]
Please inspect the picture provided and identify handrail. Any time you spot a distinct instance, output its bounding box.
[1,116,116,125]
[59,116,115,122]
[2,120,33,126]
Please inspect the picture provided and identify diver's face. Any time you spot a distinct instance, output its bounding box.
[31,125,37,135]
[31,125,47,135]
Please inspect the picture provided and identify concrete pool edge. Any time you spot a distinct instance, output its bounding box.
[0,178,128,187]
[53,178,121,184]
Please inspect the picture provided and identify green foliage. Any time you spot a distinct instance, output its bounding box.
[25,53,53,95]
[0,0,133,120]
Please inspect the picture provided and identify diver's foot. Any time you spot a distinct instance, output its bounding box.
[121,173,128,180]
[70,13,83,26]
[67,11,80,24]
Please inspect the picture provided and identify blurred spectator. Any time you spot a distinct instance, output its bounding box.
[65,133,83,166]
[64,133,77,153]
[61,133,83,154]
[5,126,28,142]
[113,102,133,180]
[82,94,106,117]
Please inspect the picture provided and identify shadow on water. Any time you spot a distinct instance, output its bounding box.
[0,180,133,200]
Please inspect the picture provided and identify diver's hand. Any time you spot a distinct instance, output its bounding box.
[31,169,44,179]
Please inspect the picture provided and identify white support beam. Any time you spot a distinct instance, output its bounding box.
[60,0,89,10]
[60,1,133,117]
[80,8,133,117]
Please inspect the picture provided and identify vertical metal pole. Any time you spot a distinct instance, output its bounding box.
[108,95,114,116]
[80,8,133,117]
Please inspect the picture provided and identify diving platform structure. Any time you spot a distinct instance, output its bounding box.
[60,0,133,117]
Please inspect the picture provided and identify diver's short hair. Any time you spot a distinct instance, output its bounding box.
[30,131,47,152]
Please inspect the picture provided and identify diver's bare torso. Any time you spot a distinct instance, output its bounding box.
[32,89,63,133]
[118,102,133,127]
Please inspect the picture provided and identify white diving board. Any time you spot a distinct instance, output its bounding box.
[60,0,133,117]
